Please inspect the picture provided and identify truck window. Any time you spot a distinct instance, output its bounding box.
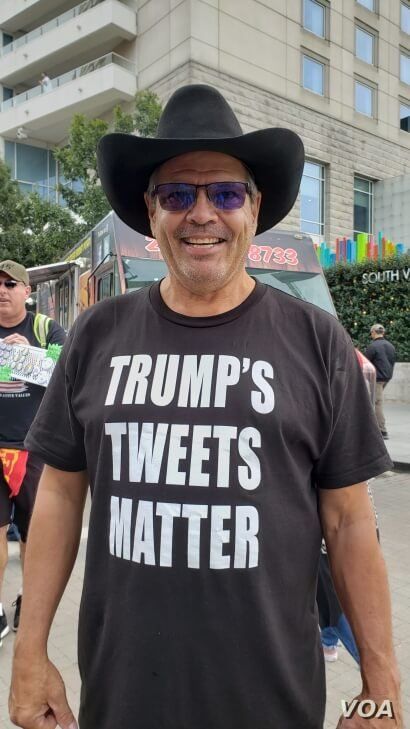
[97,273,113,301]
[250,269,336,316]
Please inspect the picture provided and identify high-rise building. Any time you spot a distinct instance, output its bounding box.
[1,0,410,244]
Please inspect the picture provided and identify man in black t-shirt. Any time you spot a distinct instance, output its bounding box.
[365,324,396,439]
[0,260,65,645]
[10,87,402,729]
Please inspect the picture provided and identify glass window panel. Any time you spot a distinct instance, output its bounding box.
[354,178,373,235]
[301,177,321,223]
[300,162,324,236]
[303,56,324,95]
[355,81,373,115]
[354,177,371,192]
[18,182,34,196]
[16,144,48,186]
[356,0,374,10]
[356,27,374,64]
[400,102,410,130]
[303,161,322,179]
[400,52,410,84]
[303,0,325,37]
[48,151,57,189]
[2,33,13,46]
[4,141,15,174]
[354,192,371,232]
[401,3,410,34]
[2,87,13,102]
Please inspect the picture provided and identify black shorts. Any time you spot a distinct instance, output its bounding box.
[0,452,44,542]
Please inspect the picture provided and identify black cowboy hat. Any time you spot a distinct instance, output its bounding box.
[97,84,305,236]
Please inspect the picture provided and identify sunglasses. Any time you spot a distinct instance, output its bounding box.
[0,280,20,289]
[151,181,251,212]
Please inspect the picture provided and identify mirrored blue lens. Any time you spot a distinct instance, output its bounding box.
[157,184,196,211]
[207,183,247,209]
[154,182,248,211]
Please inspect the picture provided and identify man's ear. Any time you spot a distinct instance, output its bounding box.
[144,192,157,237]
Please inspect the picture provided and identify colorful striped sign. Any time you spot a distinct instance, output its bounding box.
[314,233,407,268]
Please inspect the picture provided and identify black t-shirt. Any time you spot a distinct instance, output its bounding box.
[26,282,392,729]
[364,337,396,382]
[0,312,66,448]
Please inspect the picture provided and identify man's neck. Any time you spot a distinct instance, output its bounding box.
[0,310,27,329]
[160,272,255,317]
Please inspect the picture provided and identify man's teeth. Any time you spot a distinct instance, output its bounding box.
[183,238,223,246]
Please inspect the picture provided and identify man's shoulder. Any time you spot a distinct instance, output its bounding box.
[75,288,149,331]
[261,284,342,335]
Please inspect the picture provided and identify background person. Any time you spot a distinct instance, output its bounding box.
[365,324,396,439]
[39,72,52,93]
[0,260,65,645]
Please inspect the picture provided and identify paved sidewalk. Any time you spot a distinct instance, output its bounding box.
[1,472,409,728]
[384,401,410,468]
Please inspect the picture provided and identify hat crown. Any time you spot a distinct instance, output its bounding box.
[156,84,243,140]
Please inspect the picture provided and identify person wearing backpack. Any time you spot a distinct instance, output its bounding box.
[0,260,65,645]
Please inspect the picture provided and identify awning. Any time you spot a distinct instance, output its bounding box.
[27,261,79,286]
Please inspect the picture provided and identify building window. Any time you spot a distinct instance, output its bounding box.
[4,141,57,201]
[355,25,375,64]
[400,101,410,131]
[400,50,410,84]
[303,0,326,38]
[402,3,410,34]
[302,55,325,95]
[356,0,375,11]
[300,161,325,237]
[354,177,373,239]
[355,79,375,116]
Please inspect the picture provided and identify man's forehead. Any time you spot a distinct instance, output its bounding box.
[155,150,248,179]
[0,271,14,280]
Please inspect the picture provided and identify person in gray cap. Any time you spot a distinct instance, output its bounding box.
[0,260,65,646]
[365,324,396,439]
[9,86,401,729]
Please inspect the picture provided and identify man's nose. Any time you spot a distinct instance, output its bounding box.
[186,187,219,224]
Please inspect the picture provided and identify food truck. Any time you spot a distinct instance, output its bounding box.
[28,211,376,402]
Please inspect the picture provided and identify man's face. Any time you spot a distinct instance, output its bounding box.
[145,151,261,293]
[0,273,30,320]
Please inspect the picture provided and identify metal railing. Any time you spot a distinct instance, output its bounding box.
[0,53,135,112]
[0,0,105,57]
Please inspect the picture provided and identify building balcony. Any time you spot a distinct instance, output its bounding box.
[0,0,78,34]
[0,0,137,88]
[0,53,137,144]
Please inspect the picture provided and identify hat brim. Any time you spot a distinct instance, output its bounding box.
[97,128,305,236]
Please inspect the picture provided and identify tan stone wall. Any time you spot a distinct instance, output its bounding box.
[150,60,410,242]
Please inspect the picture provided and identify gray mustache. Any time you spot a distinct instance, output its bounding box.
[175,225,232,240]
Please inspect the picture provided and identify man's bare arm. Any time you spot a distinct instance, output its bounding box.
[9,465,88,729]
[319,482,401,727]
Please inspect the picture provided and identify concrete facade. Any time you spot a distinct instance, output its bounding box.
[1,0,410,240]
[385,362,410,403]
[374,172,410,246]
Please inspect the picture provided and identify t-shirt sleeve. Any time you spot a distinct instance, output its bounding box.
[25,321,86,472]
[46,319,66,346]
[314,326,393,489]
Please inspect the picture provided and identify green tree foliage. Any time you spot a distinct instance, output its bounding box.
[133,90,162,136]
[0,160,82,267]
[53,115,110,229]
[0,159,24,229]
[54,90,162,230]
[325,254,410,361]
